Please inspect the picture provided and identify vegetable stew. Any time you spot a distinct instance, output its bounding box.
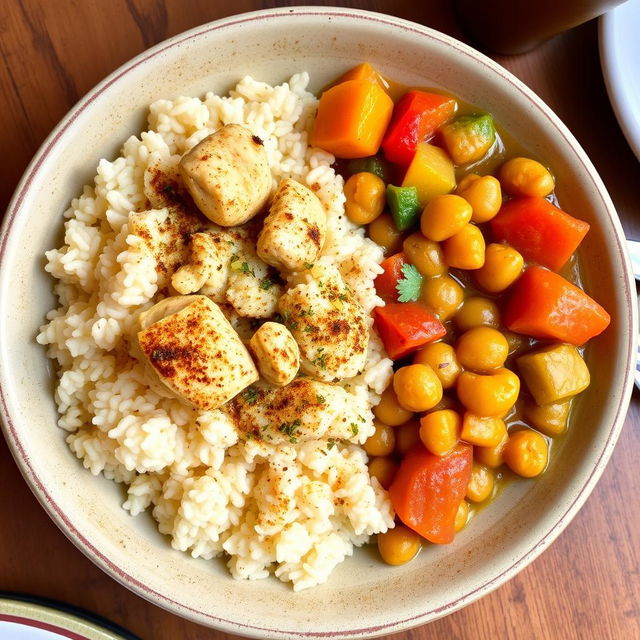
[311,63,611,565]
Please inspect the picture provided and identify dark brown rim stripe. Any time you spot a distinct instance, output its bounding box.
[0,614,88,640]
[0,8,635,639]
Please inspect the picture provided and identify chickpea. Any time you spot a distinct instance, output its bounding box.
[413,342,461,389]
[344,172,386,225]
[503,429,549,477]
[419,409,461,456]
[475,243,524,293]
[424,394,458,413]
[402,233,447,278]
[524,399,571,436]
[393,364,443,413]
[442,223,486,270]
[466,463,495,502]
[499,157,555,197]
[457,368,520,417]
[420,194,473,241]
[454,296,501,331]
[461,412,507,448]
[369,212,402,254]
[456,327,509,372]
[395,419,421,456]
[456,174,502,223]
[374,386,413,426]
[377,525,422,565]
[364,420,396,457]
[368,456,399,489]
[454,500,470,532]
[420,274,465,321]
[474,431,509,468]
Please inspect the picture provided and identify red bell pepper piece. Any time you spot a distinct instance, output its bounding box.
[374,302,446,360]
[504,266,610,346]
[389,442,473,544]
[375,252,406,302]
[382,91,457,166]
[490,196,590,271]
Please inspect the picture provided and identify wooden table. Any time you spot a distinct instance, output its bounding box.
[1,2,639,639]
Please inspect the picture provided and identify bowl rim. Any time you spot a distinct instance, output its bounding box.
[0,6,636,638]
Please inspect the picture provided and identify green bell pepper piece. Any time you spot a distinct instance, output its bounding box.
[387,184,421,231]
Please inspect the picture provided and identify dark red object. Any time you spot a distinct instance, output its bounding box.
[389,442,473,544]
[490,196,590,271]
[373,302,446,359]
[381,91,457,166]
[375,252,406,302]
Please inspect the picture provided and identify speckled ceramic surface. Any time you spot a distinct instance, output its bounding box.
[0,7,635,639]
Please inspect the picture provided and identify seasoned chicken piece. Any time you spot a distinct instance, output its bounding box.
[179,124,272,226]
[129,206,215,288]
[249,322,299,386]
[225,379,366,444]
[256,178,326,272]
[171,230,236,301]
[226,242,283,318]
[277,265,369,381]
[143,154,191,209]
[136,295,258,410]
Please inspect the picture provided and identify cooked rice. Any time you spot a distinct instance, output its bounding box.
[37,73,395,591]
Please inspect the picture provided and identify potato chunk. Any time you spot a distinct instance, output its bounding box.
[249,322,299,386]
[517,344,590,406]
[278,265,369,381]
[257,178,326,271]
[136,295,258,410]
[179,124,272,226]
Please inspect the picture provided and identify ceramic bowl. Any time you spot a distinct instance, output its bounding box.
[0,7,635,639]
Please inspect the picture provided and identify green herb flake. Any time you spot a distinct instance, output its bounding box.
[316,394,326,405]
[327,438,337,450]
[303,262,314,270]
[259,277,274,291]
[396,263,424,302]
[350,423,359,437]
[242,387,258,404]
[338,293,348,302]
[278,419,301,443]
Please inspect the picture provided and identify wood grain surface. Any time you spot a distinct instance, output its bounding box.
[1,2,639,639]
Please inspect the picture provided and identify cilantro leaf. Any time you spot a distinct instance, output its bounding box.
[396,263,423,302]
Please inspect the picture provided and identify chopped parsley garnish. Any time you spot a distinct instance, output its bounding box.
[303,262,314,270]
[278,419,301,444]
[327,438,337,450]
[241,261,254,276]
[312,348,327,370]
[316,394,326,404]
[338,293,348,302]
[303,324,317,334]
[259,277,274,290]
[396,263,424,302]
[241,387,258,404]
[350,423,359,437]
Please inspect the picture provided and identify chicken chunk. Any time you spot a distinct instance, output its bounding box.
[277,265,369,381]
[136,295,258,410]
[225,379,366,444]
[257,178,327,272]
[143,154,191,209]
[171,230,236,301]
[179,124,272,226]
[226,242,283,318]
[249,322,299,386]
[129,206,215,288]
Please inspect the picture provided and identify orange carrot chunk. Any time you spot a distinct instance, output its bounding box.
[310,79,394,159]
[334,62,385,87]
[490,196,590,271]
[389,442,473,544]
[504,266,610,346]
